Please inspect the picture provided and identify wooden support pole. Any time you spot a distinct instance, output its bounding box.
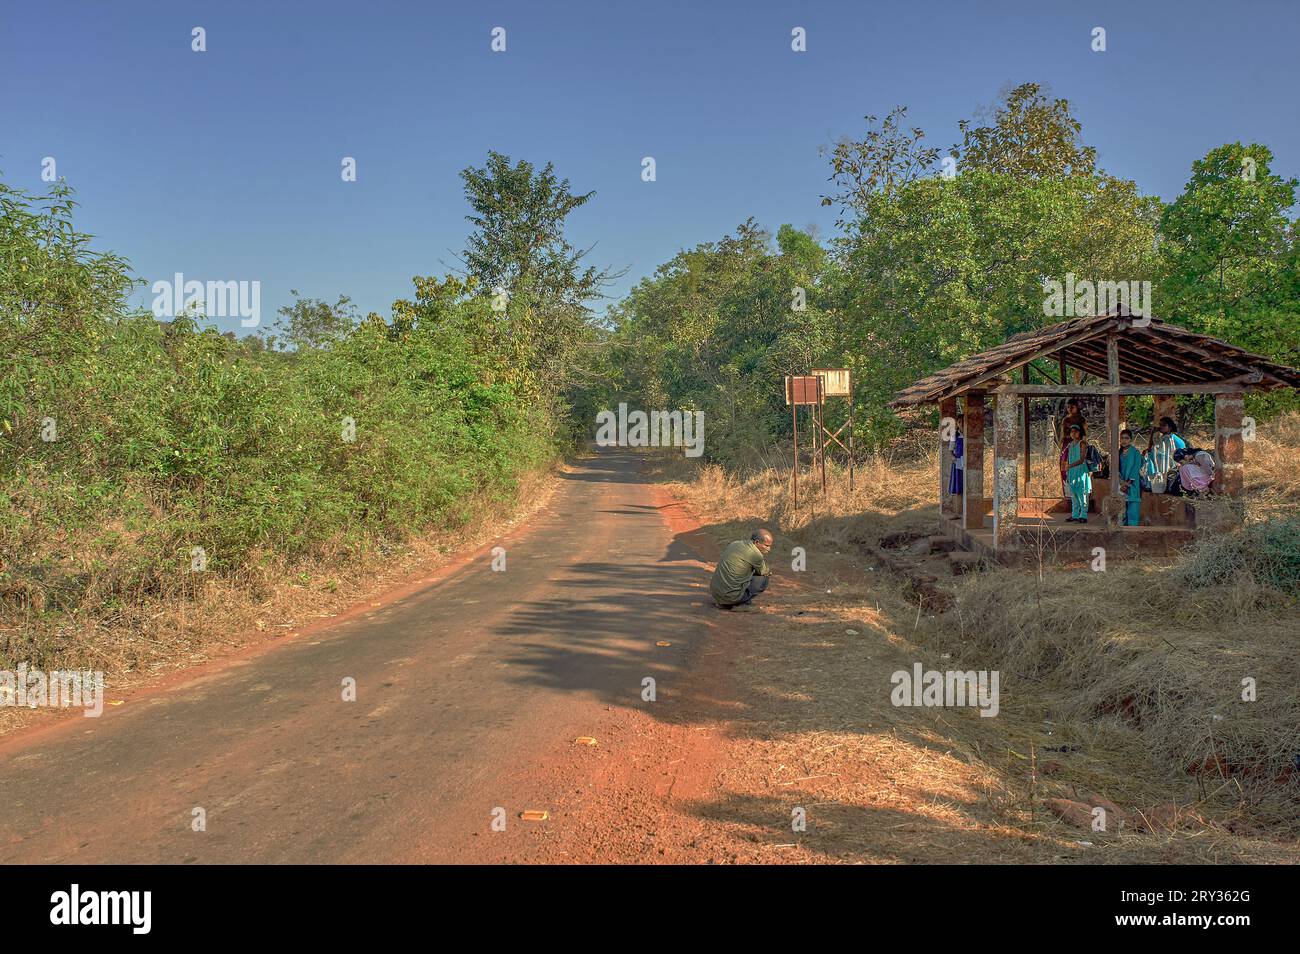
[1104,334,1123,526]
[848,399,855,492]
[1215,391,1245,496]
[791,401,798,508]
[993,392,1019,551]
[1021,366,1031,493]
[809,401,819,491]
[963,392,986,530]
[1106,392,1122,527]
[940,397,957,517]
[818,395,827,492]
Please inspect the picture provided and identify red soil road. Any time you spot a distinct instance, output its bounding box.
[0,448,735,864]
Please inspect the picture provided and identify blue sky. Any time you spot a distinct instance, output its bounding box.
[4,0,1298,334]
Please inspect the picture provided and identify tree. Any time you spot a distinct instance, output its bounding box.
[458,152,615,407]
[820,106,940,223]
[819,85,1158,434]
[1157,143,1299,415]
[0,180,135,452]
[1157,143,1298,345]
[955,83,1096,179]
[273,291,357,351]
[459,151,610,308]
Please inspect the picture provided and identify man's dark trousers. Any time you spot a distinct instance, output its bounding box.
[737,574,769,605]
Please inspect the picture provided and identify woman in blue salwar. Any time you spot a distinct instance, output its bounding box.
[1064,424,1096,523]
[1117,429,1143,526]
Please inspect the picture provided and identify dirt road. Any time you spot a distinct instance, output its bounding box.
[0,449,728,863]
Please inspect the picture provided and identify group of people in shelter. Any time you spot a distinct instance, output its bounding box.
[946,399,1218,527]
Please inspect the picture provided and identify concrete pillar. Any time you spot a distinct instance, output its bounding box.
[963,392,985,530]
[940,397,958,517]
[1215,392,1245,496]
[993,393,1019,550]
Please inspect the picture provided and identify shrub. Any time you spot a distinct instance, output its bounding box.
[1173,516,1300,595]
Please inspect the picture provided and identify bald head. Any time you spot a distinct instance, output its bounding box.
[751,528,773,552]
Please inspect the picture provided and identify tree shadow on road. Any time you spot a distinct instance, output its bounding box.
[495,556,728,719]
[686,791,1054,864]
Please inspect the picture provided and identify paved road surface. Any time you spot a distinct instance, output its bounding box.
[0,449,713,863]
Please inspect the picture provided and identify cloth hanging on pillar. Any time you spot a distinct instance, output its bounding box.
[948,433,964,497]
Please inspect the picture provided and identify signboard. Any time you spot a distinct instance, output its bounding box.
[785,375,823,406]
[812,369,852,398]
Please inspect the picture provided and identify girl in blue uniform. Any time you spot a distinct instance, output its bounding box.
[1065,424,1095,522]
[1118,429,1143,526]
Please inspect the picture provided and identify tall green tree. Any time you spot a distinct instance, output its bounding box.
[823,85,1158,433]
[1157,143,1298,351]
[458,151,614,408]
[460,151,609,306]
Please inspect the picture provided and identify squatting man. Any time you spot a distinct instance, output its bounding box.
[710,528,773,610]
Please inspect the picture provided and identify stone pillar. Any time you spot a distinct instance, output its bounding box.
[940,397,958,517]
[963,392,985,530]
[1215,392,1245,496]
[992,393,1019,550]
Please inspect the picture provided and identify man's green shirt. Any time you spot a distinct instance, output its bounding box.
[710,540,769,605]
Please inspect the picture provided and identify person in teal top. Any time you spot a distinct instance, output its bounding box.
[1064,424,1095,522]
[1117,429,1144,526]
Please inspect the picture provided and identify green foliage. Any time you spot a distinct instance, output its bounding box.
[955,82,1097,178]
[837,165,1159,428]
[1,180,553,612]
[273,291,357,351]
[1173,516,1300,595]
[1157,142,1300,414]
[601,219,843,466]
[820,105,940,221]
[0,181,136,430]
[460,151,606,307]
[611,84,1298,464]
[458,151,615,419]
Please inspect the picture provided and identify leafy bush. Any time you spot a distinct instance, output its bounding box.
[1174,516,1300,595]
[0,181,554,618]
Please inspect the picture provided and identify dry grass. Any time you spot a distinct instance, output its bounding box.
[670,414,1300,860]
[0,464,560,735]
[661,430,939,553]
[949,569,1300,826]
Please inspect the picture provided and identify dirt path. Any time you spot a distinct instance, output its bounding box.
[0,449,739,863]
[6,448,1292,864]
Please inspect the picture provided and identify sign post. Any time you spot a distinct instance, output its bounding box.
[785,375,824,507]
[811,369,855,492]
